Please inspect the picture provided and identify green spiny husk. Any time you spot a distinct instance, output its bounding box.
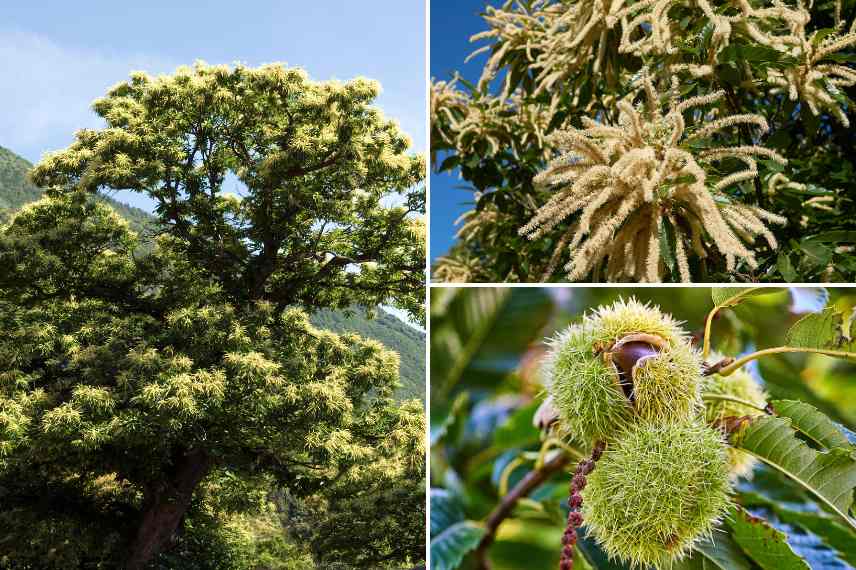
[582,420,732,569]
[544,298,702,443]
[702,360,767,479]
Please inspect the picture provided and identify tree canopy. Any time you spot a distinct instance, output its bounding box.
[32,62,426,321]
[0,62,426,569]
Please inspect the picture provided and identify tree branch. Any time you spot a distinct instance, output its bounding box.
[474,452,571,570]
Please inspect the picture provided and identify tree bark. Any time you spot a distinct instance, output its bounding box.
[124,449,212,570]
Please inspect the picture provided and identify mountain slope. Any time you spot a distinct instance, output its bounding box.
[0,146,43,210]
[0,145,425,400]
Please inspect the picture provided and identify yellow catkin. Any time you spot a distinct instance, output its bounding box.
[521,72,786,282]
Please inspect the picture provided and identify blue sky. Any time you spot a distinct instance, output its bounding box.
[0,0,426,212]
[0,0,425,326]
[430,0,490,261]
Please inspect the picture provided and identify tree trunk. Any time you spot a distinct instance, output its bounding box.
[124,449,212,570]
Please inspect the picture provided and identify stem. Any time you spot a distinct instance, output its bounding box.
[717,346,856,376]
[702,306,717,360]
[702,393,767,414]
[536,437,586,470]
[474,452,572,570]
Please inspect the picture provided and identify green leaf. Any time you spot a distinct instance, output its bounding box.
[774,509,856,567]
[777,252,797,282]
[710,287,785,310]
[672,533,754,570]
[733,415,856,531]
[431,392,469,447]
[430,288,553,395]
[728,506,809,570]
[785,307,855,351]
[659,216,678,277]
[577,534,634,570]
[738,488,856,566]
[799,240,833,267]
[430,488,466,537]
[769,400,852,450]
[430,521,486,570]
[802,231,856,244]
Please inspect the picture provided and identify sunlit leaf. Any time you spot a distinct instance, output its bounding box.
[728,506,809,570]
[769,400,852,450]
[710,287,785,309]
[733,415,856,531]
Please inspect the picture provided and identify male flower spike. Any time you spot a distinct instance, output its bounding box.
[520,74,787,282]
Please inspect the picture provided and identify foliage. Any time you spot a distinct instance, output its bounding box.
[429,286,856,570]
[278,400,426,567]
[311,307,425,401]
[432,0,856,283]
[0,144,154,236]
[0,60,425,570]
[0,144,425,402]
[31,62,426,322]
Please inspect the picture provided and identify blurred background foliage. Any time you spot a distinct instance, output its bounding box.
[430,286,856,570]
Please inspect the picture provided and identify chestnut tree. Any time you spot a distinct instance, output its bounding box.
[0,62,425,569]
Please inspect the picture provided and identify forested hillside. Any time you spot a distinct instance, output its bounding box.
[0,144,425,400]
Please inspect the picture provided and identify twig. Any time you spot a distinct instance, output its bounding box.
[702,357,735,376]
[474,453,572,570]
[702,392,768,414]
[716,346,856,376]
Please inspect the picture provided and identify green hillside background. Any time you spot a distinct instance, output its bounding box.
[0,145,425,400]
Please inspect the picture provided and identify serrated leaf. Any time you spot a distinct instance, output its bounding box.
[785,307,855,352]
[738,490,856,566]
[711,287,785,309]
[728,506,810,570]
[769,400,852,450]
[775,509,856,567]
[430,521,486,570]
[733,415,856,531]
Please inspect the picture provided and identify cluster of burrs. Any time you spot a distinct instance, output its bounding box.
[542,299,734,568]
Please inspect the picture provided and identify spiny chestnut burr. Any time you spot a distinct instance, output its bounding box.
[542,298,703,444]
[581,421,731,569]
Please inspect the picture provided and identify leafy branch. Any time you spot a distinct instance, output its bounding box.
[473,452,571,569]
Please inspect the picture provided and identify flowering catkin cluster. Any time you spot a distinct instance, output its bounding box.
[520,74,787,282]
[430,79,558,161]
[766,15,856,126]
[467,0,827,95]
